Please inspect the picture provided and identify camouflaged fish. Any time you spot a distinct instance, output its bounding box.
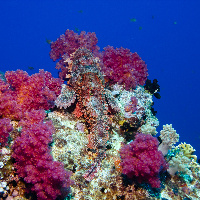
[55,48,119,181]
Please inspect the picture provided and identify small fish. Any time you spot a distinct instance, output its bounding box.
[152,15,155,19]
[78,10,83,13]
[28,66,34,70]
[130,18,136,22]
[139,26,142,30]
[74,27,79,32]
[173,21,177,25]
[46,38,52,44]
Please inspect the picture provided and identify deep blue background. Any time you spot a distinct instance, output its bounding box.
[0,1,200,159]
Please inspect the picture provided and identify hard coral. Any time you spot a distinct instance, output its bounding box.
[175,142,197,161]
[120,133,168,188]
[12,110,73,200]
[158,124,179,156]
[102,46,148,90]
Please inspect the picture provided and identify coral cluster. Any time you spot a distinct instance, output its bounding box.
[12,110,73,200]
[0,69,63,120]
[167,142,198,178]
[158,124,179,156]
[102,46,148,90]
[50,30,148,91]
[175,142,197,161]
[120,133,168,188]
[56,48,111,181]
[0,70,73,200]
[49,29,100,79]
[0,28,199,200]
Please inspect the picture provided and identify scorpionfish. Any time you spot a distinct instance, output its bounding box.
[55,48,119,181]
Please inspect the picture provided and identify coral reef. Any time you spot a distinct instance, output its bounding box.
[0,28,199,200]
[56,48,111,181]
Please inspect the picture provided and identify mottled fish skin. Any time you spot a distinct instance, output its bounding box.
[69,48,110,181]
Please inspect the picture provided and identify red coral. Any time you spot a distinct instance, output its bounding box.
[0,90,22,120]
[0,79,9,92]
[0,118,13,146]
[49,29,100,79]
[102,46,148,90]
[5,70,29,90]
[12,110,73,200]
[0,69,63,120]
[120,133,168,188]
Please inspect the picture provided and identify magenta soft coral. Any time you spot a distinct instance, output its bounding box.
[12,110,73,200]
[0,118,13,146]
[0,69,63,120]
[102,46,148,90]
[0,76,22,119]
[120,133,168,188]
[49,29,100,79]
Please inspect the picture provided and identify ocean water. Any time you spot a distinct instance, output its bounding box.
[0,0,199,160]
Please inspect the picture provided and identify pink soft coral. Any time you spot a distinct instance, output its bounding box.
[0,118,13,146]
[49,29,100,79]
[0,87,22,120]
[120,133,168,188]
[12,110,73,200]
[0,69,63,120]
[102,46,148,90]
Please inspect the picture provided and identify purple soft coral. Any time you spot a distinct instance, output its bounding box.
[0,118,13,146]
[120,133,168,188]
[102,46,148,90]
[49,29,100,79]
[12,110,73,200]
[0,69,63,120]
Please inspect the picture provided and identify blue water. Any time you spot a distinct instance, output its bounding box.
[0,1,200,159]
